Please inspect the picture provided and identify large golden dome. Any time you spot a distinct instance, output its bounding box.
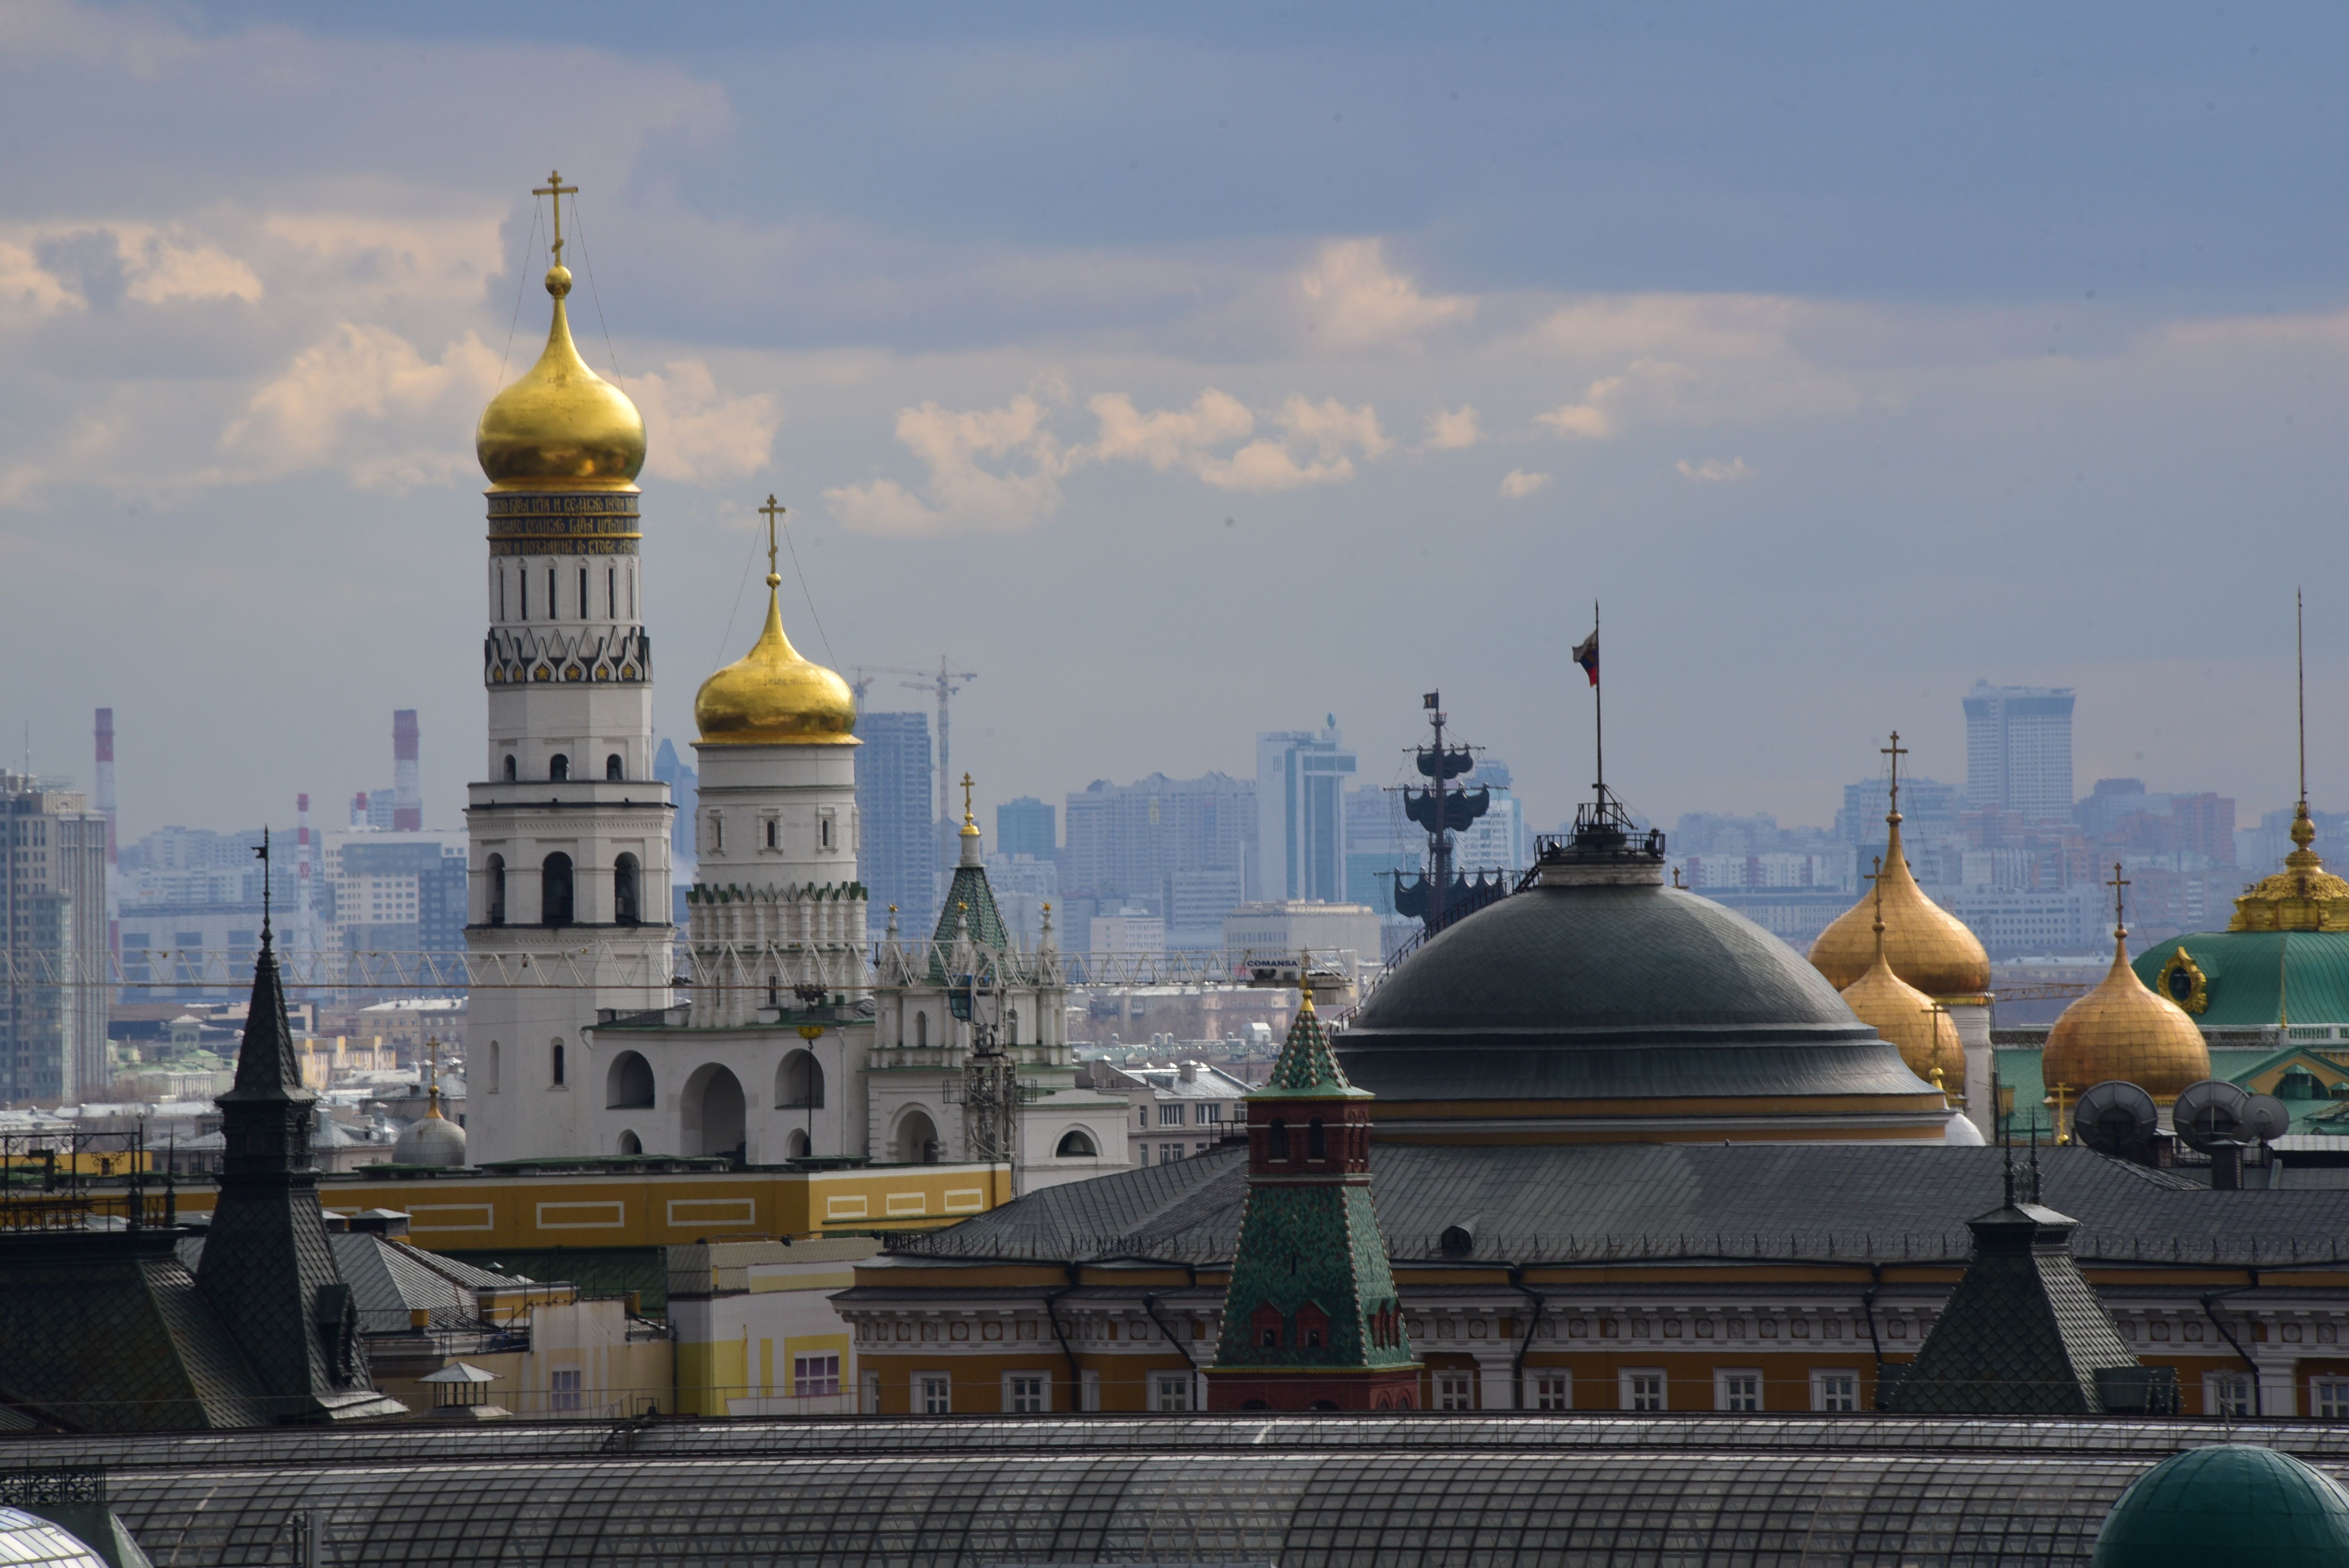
[2043,922,2210,1107]
[1841,927,1965,1097]
[475,264,645,491]
[694,580,857,746]
[1810,813,1991,998]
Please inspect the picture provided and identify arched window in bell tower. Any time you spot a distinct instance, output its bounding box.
[486,855,506,925]
[541,853,574,926]
[578,566,588,619]
[605,754,623,781]
[614,853,641,925]
[549,754,569,782]
[503,754,516,782]
[547,567,556,620]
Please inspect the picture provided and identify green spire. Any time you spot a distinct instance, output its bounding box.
[1255,988,1372,1101]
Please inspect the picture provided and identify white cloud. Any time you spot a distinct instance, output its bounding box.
[1298,239,1473,350]
[1499,469,1552,499]
[117,228,262,305]
[1425,404,1480,450]
[1087,389,1255,471]
[260,209,506,306]
[827,391,1071,533]
[0,239,76,322]
[1089,389,1387,492]
[1676,457,1751,483]
[620,360,779,484]
[1536,376,1624,440]
[217,323,501,490]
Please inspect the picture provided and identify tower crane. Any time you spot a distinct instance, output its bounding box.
[850,658,978,830]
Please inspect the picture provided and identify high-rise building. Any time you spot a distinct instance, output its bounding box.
[1,772,109,1101]
[322,831,468,956]
[857,712,934,932]
[391,709,422,831]
[1256,724,1355,903]
[996,796,1055,862]
[1062,773,1256,911]
[1964,682,2076,818]
[464,192,674,1164]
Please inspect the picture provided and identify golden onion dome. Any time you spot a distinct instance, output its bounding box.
[475,263,645,491]
[1842,934,1966,1097]
[693,578,857,746]
[2043,921,2210,1107]
[1810,811,1991,998]
[2229,802,2349,932]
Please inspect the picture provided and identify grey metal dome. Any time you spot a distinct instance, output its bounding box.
[392,1107,468,1168]
[1338,882,1937,1110]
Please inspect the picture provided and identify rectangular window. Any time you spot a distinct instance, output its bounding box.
[520,572,528,620]
[2206,1373,2257,1418]
[578,566,587,618]
[1160,1103,1185,1126]
[1435,1372,1475,1410]
[1715,1369,1763,1412]
[1812,1370,1860,1412]
[1621,1370,1667,1412]
[547,567,556,619]
[919,1375,951,1415]
[2315,1379,2349,1420]
[1154,1372,1192,1412]
[1160,1144,1182,1164]
[793,1354,840,1397]
[861,1370,880,1415]
[549,1368,582,1412]
[1198,1103,1223,1124]
[1533,1373,1571,1411]
[499,569,507,621]
[608,565,616,619]
[1006,1374,1047,1414]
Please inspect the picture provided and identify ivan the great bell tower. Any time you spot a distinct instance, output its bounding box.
[464,173,673,1163]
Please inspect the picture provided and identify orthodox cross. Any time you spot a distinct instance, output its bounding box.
[960,771,976,826]
[254,826,271,937]
[1881,731,1908,816]
[759,494,786,584]
[534,169,579,265]
[2107,861,2130,932]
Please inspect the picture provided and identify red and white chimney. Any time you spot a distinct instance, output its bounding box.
[94,707,118,963]
[392,709,421,831]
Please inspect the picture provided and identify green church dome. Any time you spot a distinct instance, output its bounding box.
[2090,1445,2349,1568]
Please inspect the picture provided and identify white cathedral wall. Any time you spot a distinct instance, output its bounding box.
[580,1023,873,1163]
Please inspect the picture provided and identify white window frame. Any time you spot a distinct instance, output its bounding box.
[860,1370,880,1415]
[793,1352,841,1398]
[1080,1368,1101,1412]
[1003,1371,1049,1414]
[917,1372,952,1415]
[2205,1371,2258,1418]
[549,1367,582,1412]
[1811,1368,1861,1413]
[1159,1103,1186,1127]
[1434,1371,1476,1411]
[2313,1378,2349,1420]
[1153,1372,1192,1412]
[1620,1368,1667,1412]
[1531,1371,1571,1411]
[1715,1368,1763,1412]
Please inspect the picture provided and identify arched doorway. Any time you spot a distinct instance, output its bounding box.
[605,1050,654,1109]
[681,1064,747,1162]
[1055,1128,1097,1157]
[776,1050,823,1108]
[785,1128,811,1160]
[617,1130,642,1155]
[895,1108,940,1165]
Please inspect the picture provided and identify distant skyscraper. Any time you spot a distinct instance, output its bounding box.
[1,772,109,1101]
[858,711,935,932]
[391,709,422,830]
[1257,723,1355,903]
[1964,683,2075,818]
[996,796,1056,862]
[1062,773,1256,910]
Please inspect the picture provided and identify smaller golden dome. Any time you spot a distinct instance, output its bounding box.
[475,264,646,491]
[1843,937,1966,1097]
[2043,922,2210,1107]
[693,581,857,746]
[1811,813,1991,998]
[2229,802,2349,932]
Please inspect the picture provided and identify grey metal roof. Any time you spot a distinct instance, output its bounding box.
[178,1233,523,1335]
[1338,883,1934,1102]
[891,1143,2349,1267]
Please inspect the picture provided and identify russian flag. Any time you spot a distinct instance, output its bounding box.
[1572,629,1599,687]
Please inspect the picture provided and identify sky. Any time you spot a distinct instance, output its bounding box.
[5,1,2348,845]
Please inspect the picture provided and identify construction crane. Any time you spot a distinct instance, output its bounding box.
[851,658,977,830]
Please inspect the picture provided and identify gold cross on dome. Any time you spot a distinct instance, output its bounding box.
[2106,861,2130,928]
[1881,730,1908,812]
[960,772,975,825]
[759,495,786,583]
[534,169,579,263]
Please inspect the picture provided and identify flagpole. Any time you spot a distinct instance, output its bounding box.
[1592,600,1604,804]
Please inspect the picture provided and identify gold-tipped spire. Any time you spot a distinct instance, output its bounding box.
[475,170,645,491]
[694,497,857,745]
[2230,590,2349,930]
[959,772,980,839]
[2043,862,2210,1105]
[1810,731,1991,996]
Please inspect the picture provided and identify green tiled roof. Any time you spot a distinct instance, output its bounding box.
[1255,1003,1371,1101]
[2130,929,2349,1026]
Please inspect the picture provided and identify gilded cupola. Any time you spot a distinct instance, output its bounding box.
[475,171,646,492]
[1837,861,1966,1099]
[1810,733,1992,999]
[2042,866,2210,1107]
[693,497,857,746]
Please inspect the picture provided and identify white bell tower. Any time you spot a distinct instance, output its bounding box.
[463,171,673,1164]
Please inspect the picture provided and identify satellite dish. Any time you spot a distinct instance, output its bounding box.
[2173,1079,2251,1152]
[2073,1080,2158,1155]
[2245,1092,2293,1144]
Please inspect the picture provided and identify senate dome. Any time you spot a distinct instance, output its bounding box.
[694,569,857,747]
[1337,818,1950,1144]
[475,263,646,492]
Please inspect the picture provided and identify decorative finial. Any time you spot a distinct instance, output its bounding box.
[961,772,975,826]
[533,169,579,288]
[254,826,272,943]
[759,495,786,590]
[2299,586,2309,811]
[1869,853,1886,939]
[2107,860,2130,941]
[1881,731,1908,825]
[1299,969,1317,1016]
[958,771,980,840]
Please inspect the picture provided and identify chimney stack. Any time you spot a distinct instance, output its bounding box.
[392,710,421,831]
[296,793,313,956]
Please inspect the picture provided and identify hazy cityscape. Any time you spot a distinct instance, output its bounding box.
[6,6,2349,1566]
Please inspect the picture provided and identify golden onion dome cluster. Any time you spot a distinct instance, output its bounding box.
[693,584,858,746]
